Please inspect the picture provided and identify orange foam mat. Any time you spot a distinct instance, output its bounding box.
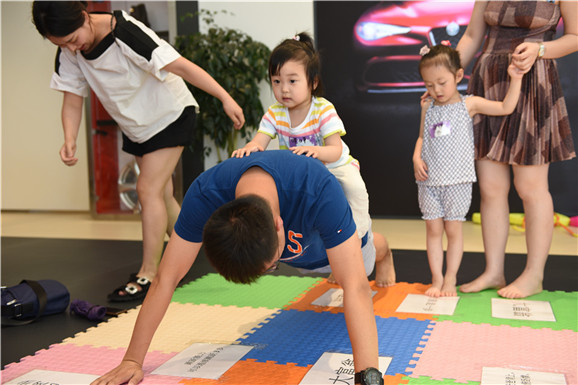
[177,360,409,385]
[62,302,279,353]
[177,359,311,384]
[286,280,435,320]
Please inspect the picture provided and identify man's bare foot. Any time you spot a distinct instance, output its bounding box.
[460,272,505,293]
[440,277,458,297]
[497,272,543,299]
[375,249,396,288]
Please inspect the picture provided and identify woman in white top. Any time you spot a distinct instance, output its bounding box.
[32,1,245,301]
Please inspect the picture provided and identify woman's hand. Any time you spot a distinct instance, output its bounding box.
[512,42,540,73]
[222,98,245,130]
[59,141,78,166]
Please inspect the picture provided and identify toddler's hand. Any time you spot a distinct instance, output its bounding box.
[507,62,525,79]
[420,91,431,108]
[231,144,263,158]
[290,146,320,158]
[413,159,428,181]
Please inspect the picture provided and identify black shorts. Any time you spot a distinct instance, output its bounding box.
[122,106,197,157]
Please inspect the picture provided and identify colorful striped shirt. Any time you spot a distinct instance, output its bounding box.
[258,97,353,168]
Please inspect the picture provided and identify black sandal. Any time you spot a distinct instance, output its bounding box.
[108,273,151,302]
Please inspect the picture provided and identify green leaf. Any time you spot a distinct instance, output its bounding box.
[175,9,270,153]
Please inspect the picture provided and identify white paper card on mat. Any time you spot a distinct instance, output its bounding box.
[300,352,392,385]
[481,367,567,385]
[4,369,99,385]
[491,298,556,322]
[152,343,253,379]
[396,294,459,315]
[312,288,377,307]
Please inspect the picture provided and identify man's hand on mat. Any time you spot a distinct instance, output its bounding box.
[91,360,143,385]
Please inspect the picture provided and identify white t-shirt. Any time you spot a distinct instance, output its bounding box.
[50,10,198,143]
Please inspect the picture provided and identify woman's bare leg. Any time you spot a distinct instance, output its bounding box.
[460,159,509,293]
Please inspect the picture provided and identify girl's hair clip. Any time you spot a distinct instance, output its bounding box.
[419,45,431,56]
[441,40,451,47]
[293,35,300,41]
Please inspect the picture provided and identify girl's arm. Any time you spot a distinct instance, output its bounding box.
[466,63,523,117]
[289,132,343,163]
[512,2,578,72]
[163,57,245,130]
[231,132,272,158]
[456,1,489,68]
[413,101,429,181]
[60,91,84,166]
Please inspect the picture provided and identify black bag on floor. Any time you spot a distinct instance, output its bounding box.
[1,280,70,326]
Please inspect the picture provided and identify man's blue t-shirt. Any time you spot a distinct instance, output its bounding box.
[174,150,356,270]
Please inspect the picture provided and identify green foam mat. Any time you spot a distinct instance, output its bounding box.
[172,273,323,309]
[404,376,479,385]
[435,289,578,331]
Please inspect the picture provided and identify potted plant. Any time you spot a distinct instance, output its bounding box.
[176,10,271,162]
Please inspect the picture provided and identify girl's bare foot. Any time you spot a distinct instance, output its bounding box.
[440,276,458,297]
[425,276,443,298]
[327,273,338,285]
[497,271,543,299]
[375,249,396,288]
[460,272,506,293]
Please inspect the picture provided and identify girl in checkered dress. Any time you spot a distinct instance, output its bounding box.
[413,45,525,297]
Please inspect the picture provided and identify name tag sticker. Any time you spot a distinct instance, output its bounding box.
[429,121,451,138]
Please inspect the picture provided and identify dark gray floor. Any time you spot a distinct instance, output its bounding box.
[2,237,577,369]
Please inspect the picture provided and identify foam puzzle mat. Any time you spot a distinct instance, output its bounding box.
[2,273,577,384]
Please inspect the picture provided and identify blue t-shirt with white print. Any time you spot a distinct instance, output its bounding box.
[174,150,356,270]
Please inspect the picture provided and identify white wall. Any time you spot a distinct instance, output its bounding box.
[1,1,313,211]
[1,1,90,211]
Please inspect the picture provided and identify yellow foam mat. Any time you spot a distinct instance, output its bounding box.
[62,302,279,353]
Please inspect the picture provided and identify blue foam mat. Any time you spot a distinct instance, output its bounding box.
[237,309,433,375]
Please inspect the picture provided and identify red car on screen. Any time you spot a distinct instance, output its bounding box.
[353,0,475,94]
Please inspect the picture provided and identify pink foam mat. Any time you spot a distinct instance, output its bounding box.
[408,320,577,384]
[1,344,184,385]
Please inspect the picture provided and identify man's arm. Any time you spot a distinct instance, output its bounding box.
[327,234,379,373]
[91,232,201,385]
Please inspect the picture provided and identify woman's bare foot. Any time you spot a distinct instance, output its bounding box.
[460,272,506,293]
[375,249,396,288]
[497,271,543,299]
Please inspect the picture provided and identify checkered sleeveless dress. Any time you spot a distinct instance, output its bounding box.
[468,1,575,165]
[419,96,477,187]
